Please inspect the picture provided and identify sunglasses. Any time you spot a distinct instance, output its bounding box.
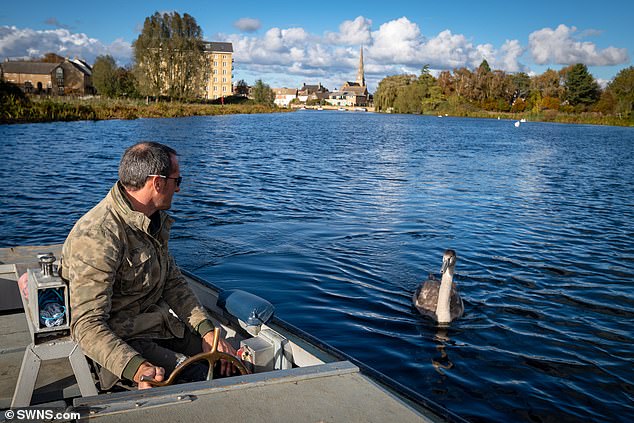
[148,174,183,187]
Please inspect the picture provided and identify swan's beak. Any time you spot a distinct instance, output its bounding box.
[440,259,449,275]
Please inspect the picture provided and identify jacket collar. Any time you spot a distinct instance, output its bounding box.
[109,182,173,239]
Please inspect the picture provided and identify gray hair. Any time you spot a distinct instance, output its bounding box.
[119,142,177,190]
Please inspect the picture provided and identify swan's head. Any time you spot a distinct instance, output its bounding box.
[440,249,457,274]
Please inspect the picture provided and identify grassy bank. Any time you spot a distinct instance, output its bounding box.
[430,109,634,127]
[1,95,631,127]
[0,96,283,124]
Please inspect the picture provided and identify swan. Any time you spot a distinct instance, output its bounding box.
[413,249,464,323]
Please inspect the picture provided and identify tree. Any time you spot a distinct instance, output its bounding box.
[38,53,65,63]
[564,64,599,106]
[373,74,416,111]
[235,79,249,96]
[531,69,563,99]
[252,79,274,105]
[478,60,491,74]
[606,66,634,117]
[92,55,119,97]
[115,66,139,98]
[510,72,530,103]
[133,11,207,99]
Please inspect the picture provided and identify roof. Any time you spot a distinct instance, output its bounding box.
[70,58,92,76]
[341,85,367,95]
[299,83,328,95]
[204,42,233,53]
[1,61,60,75]
[273,88,297,96]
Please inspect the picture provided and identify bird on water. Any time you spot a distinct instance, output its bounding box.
[413,249,464,324]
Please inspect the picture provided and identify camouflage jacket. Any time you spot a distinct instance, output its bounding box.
[61,182,212,379]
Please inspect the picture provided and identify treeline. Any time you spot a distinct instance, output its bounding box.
[374,61,634,124]
[92,11,275,106]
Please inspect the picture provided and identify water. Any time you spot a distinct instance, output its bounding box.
[1,112,633,422]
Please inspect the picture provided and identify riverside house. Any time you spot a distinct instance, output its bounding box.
[273,87,298,108]
[0,58,94,96]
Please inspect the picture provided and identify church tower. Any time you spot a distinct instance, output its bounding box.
[356,46,365,87]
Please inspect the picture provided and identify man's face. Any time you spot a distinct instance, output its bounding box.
[157,154,181,210]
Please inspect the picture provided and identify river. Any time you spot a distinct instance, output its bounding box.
[1,111,633,422]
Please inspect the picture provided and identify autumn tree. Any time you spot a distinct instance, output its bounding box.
[606,66,634,117]
[530,69,563,99]
[37,53,65,63]
[133,11,207,100]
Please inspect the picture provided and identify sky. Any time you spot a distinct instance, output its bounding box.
[1,0,632,92]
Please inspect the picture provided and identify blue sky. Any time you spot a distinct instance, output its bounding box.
[1,0,632,91]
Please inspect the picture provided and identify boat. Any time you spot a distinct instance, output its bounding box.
[354,107,367,112]
[0,244,466,422]
[338,107,346,111]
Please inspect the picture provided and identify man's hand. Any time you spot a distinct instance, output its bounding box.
[134,361,165,390]
[202,331,238,377]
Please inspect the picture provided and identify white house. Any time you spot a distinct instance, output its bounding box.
[273,88,297,108]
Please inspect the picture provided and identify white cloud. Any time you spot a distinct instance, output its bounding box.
[529,24,628,66]
[368,17,422,63]
[325,16,372,45]
[498,39,527,73]
[0,25,132,65]
[233,17,261,33]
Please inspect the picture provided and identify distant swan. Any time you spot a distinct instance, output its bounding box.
[413,249,464,323]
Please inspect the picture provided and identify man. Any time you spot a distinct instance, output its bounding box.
[61,141,235,390]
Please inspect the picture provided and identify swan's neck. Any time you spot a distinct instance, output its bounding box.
[436,268,454,323]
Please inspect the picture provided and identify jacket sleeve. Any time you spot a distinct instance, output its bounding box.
[161,252,213,334]
[64,226,142,379]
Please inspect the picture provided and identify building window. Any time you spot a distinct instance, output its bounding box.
[223,61,227,67]
[222,69,227,75]
[213,69,218,74]
[213,86,217,91]
[55,67,64,87]
[214,61,218,66]
[213,77,218,83]
[222,77,226,83]
[222,86,227,92]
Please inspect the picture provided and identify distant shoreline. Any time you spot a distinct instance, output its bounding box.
[2,97,631,127]
[0,97,286,125]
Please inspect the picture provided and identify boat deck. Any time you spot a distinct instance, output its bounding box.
[1,245,456,422]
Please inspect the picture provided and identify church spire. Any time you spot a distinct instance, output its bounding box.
[356,46,365,87]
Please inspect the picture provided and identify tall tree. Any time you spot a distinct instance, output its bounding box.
[252,79,274,106]
[133,11,207,99]
[606,66,634,117]
[92,55,119,97]
[564,64,599,106]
